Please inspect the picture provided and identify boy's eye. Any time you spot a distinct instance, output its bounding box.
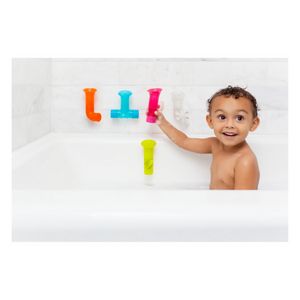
[218,115,225,120]
[236,116,244,121]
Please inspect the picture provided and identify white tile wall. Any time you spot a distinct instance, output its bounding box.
[12,58,52,151]
[52,62,119,86]
[266,110,288,134]
[12,116,28,150]
[51,58,288,137]
[12,58,288,151]
[119,62,194,85]
[12,58,51,85]
[27,110,51,143]
[12,85,44,118]
[193,61,288,86]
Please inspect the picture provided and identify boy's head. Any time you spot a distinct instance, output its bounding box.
[205,86,260,147]
[206,85,259,118]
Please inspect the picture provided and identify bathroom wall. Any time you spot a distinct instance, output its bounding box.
[12,58,52,151]
[51,58,288,136]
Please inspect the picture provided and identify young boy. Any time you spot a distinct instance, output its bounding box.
[153,85,261,190]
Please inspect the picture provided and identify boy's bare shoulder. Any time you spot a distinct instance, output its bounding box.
[234,151,260,189]
[235,149,259,170]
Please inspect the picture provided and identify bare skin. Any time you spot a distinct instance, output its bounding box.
[151,95,261,190]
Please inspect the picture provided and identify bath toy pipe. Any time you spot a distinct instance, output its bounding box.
[146,88,162,123]
[141,139,156,175]
[172,91,190,128]
[111,90,139,119]
[83,88,102,122]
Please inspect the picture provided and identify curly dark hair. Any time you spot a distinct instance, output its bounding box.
[206,85,260,118]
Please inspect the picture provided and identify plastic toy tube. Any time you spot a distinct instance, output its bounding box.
[146,88,162,123]
[83,88,102,122]
[111,90,139,119]
[141,139,156,175]
[171,91,190,128]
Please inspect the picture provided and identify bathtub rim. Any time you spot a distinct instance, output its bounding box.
[12,132,288,169]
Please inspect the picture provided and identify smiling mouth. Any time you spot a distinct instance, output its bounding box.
[223,133,237,137]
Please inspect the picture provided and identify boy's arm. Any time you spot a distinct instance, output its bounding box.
[155,110,214,154]
[234,155,259,190]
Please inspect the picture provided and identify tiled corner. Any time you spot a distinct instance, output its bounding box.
[12,116,28,151]
[12,58,52,151]
[12,110,51,151]
[12,85,44,118]
[43,86,52,111]
[27,111,51,143]
[12,58,51,85]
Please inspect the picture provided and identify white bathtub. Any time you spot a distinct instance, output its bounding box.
[12,133,288,242]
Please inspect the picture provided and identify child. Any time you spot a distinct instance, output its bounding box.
[153,85,261,190]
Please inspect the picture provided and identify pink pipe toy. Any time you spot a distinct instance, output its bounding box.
[146,88,162,123]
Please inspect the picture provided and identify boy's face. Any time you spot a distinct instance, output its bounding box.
[206,95,260,148]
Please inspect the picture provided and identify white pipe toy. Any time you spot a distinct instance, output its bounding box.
[171,91,190,128]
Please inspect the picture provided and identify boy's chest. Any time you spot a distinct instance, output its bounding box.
[210,153,237,188]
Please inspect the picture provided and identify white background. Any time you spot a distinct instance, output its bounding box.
[1,1,299,299]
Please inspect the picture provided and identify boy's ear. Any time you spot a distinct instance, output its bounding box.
[250,117,260,132]
[206,114,213,129]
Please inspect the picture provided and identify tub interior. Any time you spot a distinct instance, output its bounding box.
[12,133,288,190]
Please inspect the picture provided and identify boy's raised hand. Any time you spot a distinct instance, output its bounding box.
[145,101,165,125]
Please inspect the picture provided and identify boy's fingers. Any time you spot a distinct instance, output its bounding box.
[158,101,164,112]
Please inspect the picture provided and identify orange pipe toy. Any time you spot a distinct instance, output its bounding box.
[83,88,102,122]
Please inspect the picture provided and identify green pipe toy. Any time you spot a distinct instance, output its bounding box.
[141,139,156,175]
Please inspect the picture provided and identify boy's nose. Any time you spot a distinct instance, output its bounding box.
[225,119,234,128]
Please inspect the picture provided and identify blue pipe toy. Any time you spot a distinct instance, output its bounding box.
[111,90,139,119]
